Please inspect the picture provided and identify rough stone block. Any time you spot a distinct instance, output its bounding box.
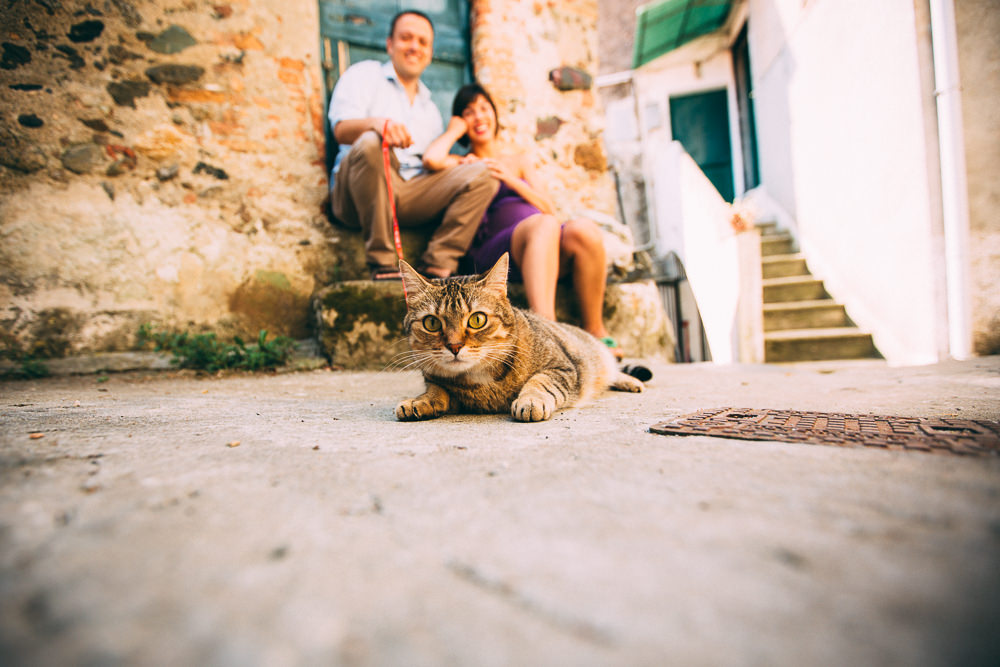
[549,66,593,91]
[312,281,409,371]
[148,25,197,54]
[60,143,105,174]
[146,64,205,85]
[107,80,151,107]
[68,20,105,43]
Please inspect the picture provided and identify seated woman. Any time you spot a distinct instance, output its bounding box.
[422,82,622,360]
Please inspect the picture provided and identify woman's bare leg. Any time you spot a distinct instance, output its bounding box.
[560,218,609,338]
[510,213,561,319]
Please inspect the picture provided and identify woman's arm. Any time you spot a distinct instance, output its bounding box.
[485,153,556,215]
[422,116,470,171]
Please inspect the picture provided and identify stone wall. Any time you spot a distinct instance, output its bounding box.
[1,0,331,359]
[597,0,643,76]
[469,0,622,235]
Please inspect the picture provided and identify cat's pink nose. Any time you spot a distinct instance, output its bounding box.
[446,343,463,356]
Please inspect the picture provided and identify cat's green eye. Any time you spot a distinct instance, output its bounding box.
[467,312,487,330]
[422,315,442,332]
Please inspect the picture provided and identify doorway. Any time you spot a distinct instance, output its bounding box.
[732,24,760,191]
[668,89,735,202]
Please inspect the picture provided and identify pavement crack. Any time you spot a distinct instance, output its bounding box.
[446,559,615,646]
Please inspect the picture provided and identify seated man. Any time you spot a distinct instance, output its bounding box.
[327,9,498,280]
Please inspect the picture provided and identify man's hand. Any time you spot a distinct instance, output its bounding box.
[380,118,413,149]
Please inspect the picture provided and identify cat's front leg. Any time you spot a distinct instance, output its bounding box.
[395,382,451,421]
[610,371,644,393]
[511,372,567,422]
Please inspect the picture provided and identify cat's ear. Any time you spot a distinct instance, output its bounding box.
[399,259,430,306]
[481,253,510,296]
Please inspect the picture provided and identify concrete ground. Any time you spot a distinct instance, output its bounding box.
[1,357,999,666]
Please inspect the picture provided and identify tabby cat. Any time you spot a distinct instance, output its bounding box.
[394,253,644,422]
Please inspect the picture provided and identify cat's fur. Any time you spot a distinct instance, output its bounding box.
[394,253,643,422]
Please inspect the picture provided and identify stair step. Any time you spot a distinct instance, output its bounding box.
[761,233,795,256]
[764,327,879,362]
[764,300,848,331]
[762,253,809,278]
[762,276,828,303]
[755,221,778,235]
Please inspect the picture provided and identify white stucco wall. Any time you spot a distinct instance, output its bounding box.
[748,0,944,364]
[634,47,747,200]
[649,140,759,363]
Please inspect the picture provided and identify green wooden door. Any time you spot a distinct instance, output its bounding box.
[319,1,471,169]
[669,89,735,202]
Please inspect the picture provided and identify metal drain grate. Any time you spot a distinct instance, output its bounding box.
[650,408,1000,456]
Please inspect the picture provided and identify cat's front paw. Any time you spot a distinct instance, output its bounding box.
[511,394,555,422]
[611,372,645,393]
[395,397,444,421]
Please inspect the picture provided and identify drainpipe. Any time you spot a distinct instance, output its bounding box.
[928,0,972,359]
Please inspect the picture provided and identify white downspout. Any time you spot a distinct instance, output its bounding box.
[928,0,972,359]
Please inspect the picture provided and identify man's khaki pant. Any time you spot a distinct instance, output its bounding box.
[331,131,499,274]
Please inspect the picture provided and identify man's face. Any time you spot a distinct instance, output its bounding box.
[386,13,434,82]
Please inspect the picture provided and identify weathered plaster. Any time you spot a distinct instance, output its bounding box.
[1,0,332,357]
[955,0,1000,354]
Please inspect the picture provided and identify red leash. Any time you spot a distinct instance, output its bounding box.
[381,120,408,298]
[381,120,405,265]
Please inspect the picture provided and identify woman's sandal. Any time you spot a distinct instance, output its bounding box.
[600,336,653,381]
[371,266,402,281]
[599,336,625,362]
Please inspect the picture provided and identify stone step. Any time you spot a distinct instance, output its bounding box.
[326,222,436,281]
[312,279,675,370]
[755,221,778,235]
[762,253,809,279]
[764,300,849,331]
[764,327,880,363]
[762,276,829,303]
[761,233,795,257]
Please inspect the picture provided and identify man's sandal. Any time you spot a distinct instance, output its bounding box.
[371,266,402,281]
[415,263,449,281]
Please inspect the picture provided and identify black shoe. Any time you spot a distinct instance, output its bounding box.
[621,363,652,382]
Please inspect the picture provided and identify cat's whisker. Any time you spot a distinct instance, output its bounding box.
[384,350,436,372]
[481,344,516,363]
[486,343,520,367]
[386,349,422,363]
[393,353,435,370]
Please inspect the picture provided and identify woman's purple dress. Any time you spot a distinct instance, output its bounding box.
[463,180,542,279]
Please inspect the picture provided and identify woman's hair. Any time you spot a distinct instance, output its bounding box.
[451,82,499,147]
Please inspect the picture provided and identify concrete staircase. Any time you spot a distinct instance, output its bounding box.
[758,222,879,362]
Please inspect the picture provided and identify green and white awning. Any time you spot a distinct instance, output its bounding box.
[633,0,735,68]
